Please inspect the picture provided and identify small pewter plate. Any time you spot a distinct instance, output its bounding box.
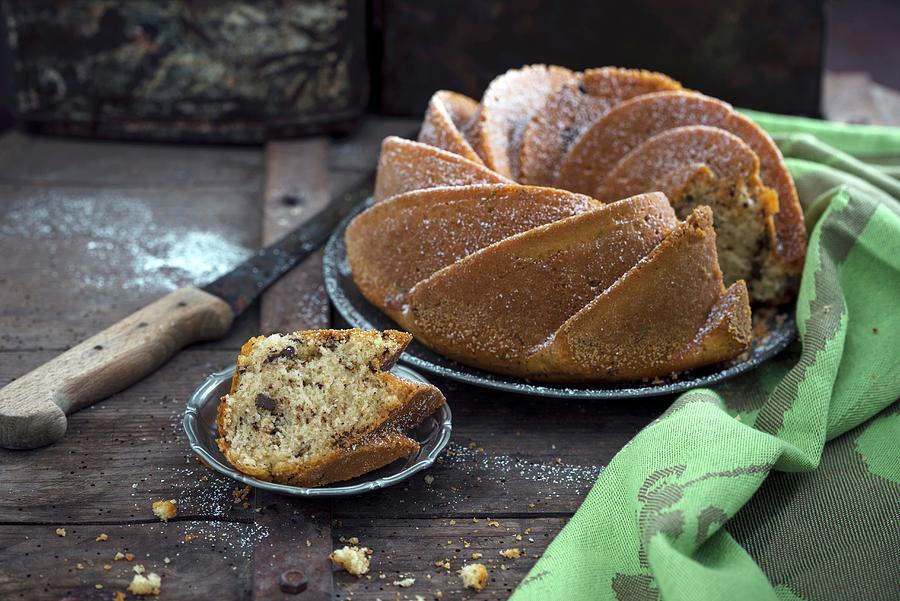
[183,365,452,497]
[323,199,798,399]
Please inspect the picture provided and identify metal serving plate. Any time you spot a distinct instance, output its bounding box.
[183,365,452,497]
[323,200,797,399]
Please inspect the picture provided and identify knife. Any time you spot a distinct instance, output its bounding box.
[0,173,373,450]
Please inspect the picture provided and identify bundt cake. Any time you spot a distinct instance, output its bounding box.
[344,64,806,383]
[216,329,445,486]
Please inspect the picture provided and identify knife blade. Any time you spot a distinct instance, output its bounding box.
[0,172,373,450]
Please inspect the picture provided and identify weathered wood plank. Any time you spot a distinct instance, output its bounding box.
[260,139,331,335]
[331,516,567,601]
[0,521,256,601]
[0,182,262,351]
[0,349,254,523]
[0,132,263,187]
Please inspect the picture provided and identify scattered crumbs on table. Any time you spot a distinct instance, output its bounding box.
[55,528,66,537]
[95,533,108,542]
[151,499,177,522]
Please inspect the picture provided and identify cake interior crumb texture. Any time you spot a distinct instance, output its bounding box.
[217,329,445,486]
[459,563,489,591]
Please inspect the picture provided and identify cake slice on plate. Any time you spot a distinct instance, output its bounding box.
[216,329,445,487]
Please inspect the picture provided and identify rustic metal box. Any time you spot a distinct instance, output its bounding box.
[4,0,368,142]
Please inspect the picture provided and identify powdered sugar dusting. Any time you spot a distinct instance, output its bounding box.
[0,190,251,292]
[375,137,511,201]
[438,442,603,500]
[478,64,575,179]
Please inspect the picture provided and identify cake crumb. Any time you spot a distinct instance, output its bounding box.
[113,592,126,601]
[330,546,371,576]
[76,563,85,570]
[152,499,177,522]
[125,552,135,561]
[448,519,456,526]
[471,552,483,560]
[96,533,109,542]
[114,552,126,561]
[103,564,112,571]
[393,577,415,587]
[500,548,521,559]
[55,528,66,537]
[487,520,500,528]
[128,572,162,596]
[424,474,435,485]
[458,563,489,592]
[434,559,451,570]
[163,557,171,564]
[233,485,252,504]
[95,584,103,589]
[134,564,146,574]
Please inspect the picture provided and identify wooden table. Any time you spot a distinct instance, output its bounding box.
[0,120,670,601]
[2,73,897,599]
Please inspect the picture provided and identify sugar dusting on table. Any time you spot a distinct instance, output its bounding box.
[436,442,603,503]
[0,191,250,291]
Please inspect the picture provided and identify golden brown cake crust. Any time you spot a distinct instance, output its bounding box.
[471,64,576,179]
[518,67,683,185]
[557,91,806,272]
[346,184,600,321]
[530,206,750,381]
[400,193,679,377]
[374,137,511,202]
[418,90,483,164]
[216,329,446,487]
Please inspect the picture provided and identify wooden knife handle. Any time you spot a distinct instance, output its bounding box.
[0,287,234,450]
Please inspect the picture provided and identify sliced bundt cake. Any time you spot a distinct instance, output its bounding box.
[216,330,445,487]
[595,125,788,303]
[556,90,806,275]
[347,64,806,383]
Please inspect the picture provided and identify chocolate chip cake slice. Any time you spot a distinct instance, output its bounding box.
[216,329,445,487]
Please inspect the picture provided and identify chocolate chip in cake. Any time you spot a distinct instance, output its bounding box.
[265,346,296,363]
[255,393,278,411]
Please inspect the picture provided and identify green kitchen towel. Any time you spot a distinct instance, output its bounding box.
[511,116,900,601]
